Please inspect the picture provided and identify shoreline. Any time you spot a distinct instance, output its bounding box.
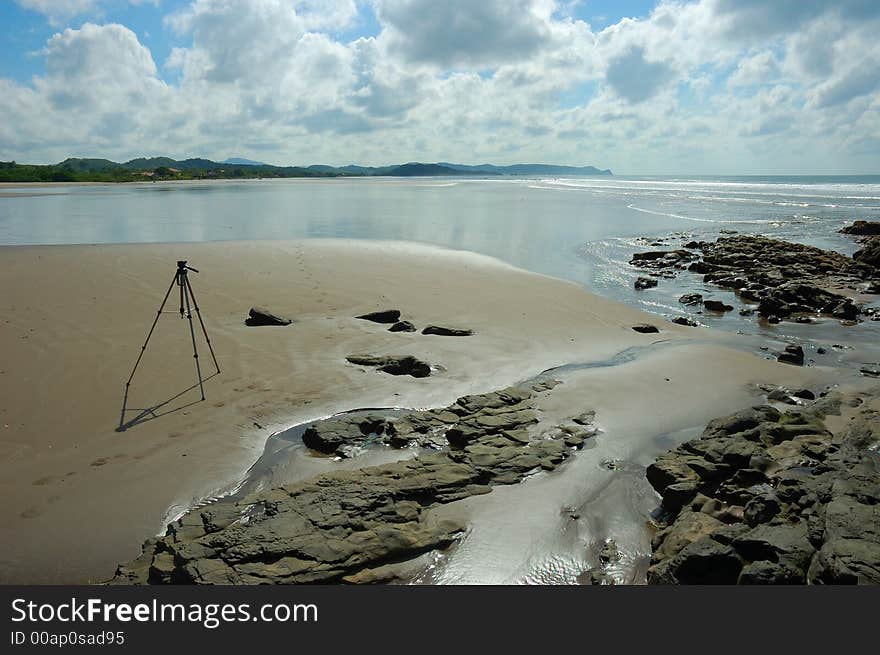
[0,238,864,584]
[0,238,702,583]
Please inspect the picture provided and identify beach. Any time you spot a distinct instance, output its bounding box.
[0,238,828,584]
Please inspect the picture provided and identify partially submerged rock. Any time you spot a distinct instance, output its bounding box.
[245,307,292,326]
[703,300,733,312]
[679,293,703,306]
[840,221,880,236]
[635,276,658,290]
[631,234,879,324]
[777,345,805,366]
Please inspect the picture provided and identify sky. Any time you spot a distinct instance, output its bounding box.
[0,0,878,174]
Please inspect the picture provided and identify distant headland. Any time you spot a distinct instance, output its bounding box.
[0,157,612,183]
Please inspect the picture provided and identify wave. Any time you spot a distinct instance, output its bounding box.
[626,204,775,224]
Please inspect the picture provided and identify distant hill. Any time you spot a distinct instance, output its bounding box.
[2,156,611,183]
[56,158,119,172]
[386,162,479,176]
[438,162,612,176]
[223,157,268,166]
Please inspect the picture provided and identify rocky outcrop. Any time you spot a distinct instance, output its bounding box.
[629,249,698,271]
[635,277,658,290]
[631,235,878,323]
[346,355,432,378]
[646,389,880,584]
[840,221,880,236]
[244,307,292,326]
[112,382,600,585]
[854,236,880,269]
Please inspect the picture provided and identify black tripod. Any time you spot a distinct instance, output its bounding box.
[119,260,220,431]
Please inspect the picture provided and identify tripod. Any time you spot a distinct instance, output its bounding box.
[119,260,220,431]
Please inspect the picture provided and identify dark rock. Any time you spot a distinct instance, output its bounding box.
[678,293,703,306]
[630,249,698,270]
[422,325,474,337]
[854,236,880,269]
[631,323,660,334]
[739,560,803,584]
[733,523,816,571]
[688,261,717,274]
[346,355,432,378]
[635,276,658,290]
[389,321,416,332]
[671,317,698,327]
[356,309,401,324]
[245,307,292,326]
[840,220,880,236]
[777,345,804,366]
[667,539,744,584]
[744,494,781,526]
[792,389,815,400]
[703,300,734,312]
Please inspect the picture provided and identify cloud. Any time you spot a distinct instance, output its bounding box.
[0,0,878,173]
[605,46,674,102]
[728,51,780,87]
[374,0,556,68]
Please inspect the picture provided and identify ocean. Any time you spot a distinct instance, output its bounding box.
[2,174,878,351]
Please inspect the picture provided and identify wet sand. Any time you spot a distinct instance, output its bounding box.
[0,239,821,583]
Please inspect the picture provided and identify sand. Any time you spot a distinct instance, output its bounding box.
[0,239,821,583]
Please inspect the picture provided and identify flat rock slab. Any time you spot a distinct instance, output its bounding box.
[346,355,431,378]
[422,325,474,336]
[112,381,596,585]
[245,307,292,326]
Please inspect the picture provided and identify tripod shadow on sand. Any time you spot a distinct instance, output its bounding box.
[116,371,220,432]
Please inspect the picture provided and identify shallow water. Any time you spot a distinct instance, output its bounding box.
[4,175,877,361]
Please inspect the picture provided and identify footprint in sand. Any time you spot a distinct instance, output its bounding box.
[167,432,183,439]
[213,401,226,407]
[90,457,108,467]
[32,476,54,486]
[20,507,43,519]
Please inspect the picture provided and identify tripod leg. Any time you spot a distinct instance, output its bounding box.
[184,280,206,401]
[120,272,179,430]
[185,276,221,374]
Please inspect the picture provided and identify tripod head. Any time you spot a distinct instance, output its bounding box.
[177,260,199,274]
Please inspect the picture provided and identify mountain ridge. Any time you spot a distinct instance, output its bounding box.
[0,156,612,183]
